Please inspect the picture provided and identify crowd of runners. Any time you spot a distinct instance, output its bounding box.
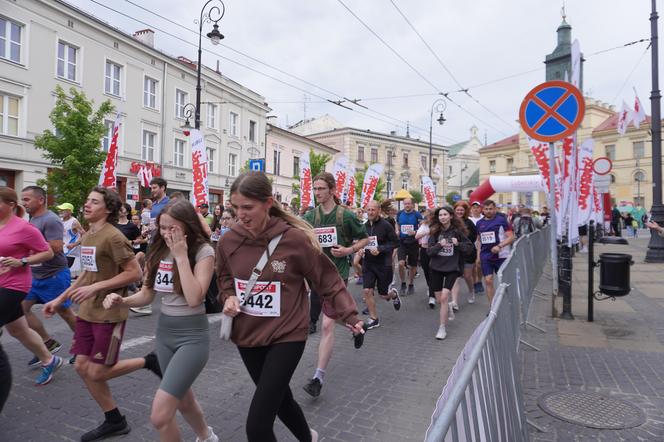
[0,171,546,441]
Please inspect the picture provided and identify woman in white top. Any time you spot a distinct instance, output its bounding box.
[104,199,218,442]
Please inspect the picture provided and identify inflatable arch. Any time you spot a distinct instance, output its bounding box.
[468,175,546,204]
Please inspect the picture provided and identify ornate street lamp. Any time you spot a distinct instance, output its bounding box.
[180,103,197,132]
[195,0,225,130]
[428,99,446,177]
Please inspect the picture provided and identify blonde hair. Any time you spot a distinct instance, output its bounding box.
[231,172,321,252]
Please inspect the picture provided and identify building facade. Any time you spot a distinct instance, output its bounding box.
[445,126,482,200]
[0,0,269,206]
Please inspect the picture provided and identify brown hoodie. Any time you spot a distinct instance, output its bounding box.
[216,216,360,347]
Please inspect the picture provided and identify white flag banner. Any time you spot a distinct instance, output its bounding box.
[617,100,633,135]
[189,129,209,207]
[434,163,442,178]
[299,154,314,208]
[332,156,349,199]
[360,164,383,208]
[633,87,646,129]
[576,139,595,226]
[567,137,580,246]
[571,39,582,88]
[422,176,436,209]
[98,113,121,188]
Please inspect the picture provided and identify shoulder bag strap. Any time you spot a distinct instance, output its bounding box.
[243,233,283,300]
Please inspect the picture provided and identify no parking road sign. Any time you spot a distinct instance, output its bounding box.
[519,80,585,142]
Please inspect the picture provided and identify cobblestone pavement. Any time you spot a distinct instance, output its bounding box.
[521,236,664,441]
[0,276,489,441]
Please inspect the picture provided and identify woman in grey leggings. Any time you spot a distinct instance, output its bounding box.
[104,200,217,442]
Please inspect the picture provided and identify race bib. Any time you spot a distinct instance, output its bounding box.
[480,231,496,245]
[438,244,454,256]
[314,227,338,248]
[210,232,220,242]
[400,224,415,235]
[155,260,174,293]
[365,236,378,250]
[80,246,98,272]
[234,279,281,317]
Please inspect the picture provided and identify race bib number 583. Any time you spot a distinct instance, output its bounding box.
[234,279,281,317]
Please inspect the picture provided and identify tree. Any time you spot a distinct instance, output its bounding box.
[291,149,332,209]
[410,189,423,205]
[445,191,461,205]
[354,165,385,205]
[34,86,114,214]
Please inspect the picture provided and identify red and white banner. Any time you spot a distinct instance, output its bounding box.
[422,176,436,209]
[346,174,356,207]
[98,113,121,188]
[617,100,633,135]
[633,88,646,129]
[576,139,595,226]
[189,129,209,207]
[333,156,349,199]
[360,164,383,208]
[299,154,314,208]
[468,175,546,204]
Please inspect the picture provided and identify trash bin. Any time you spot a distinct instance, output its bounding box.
[598,253,633,297]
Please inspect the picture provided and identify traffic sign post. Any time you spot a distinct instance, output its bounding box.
[520,81,585,321]
[249,159,265,172]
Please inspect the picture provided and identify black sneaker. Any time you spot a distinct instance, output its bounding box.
[80,417,131,442]
[361,306,369,315]
[390,288,401,311]
[353,329,365,349]
[309,322,317,334]
[365,317,380,330]
[28,339,62,367]
[69,355,77,365]
[303,378,322,398]
[407,284,415,296]
[400,283,407,296]
[144,352,162,378]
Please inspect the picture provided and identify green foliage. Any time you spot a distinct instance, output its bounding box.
[34,86,114,214]
[291,149,332,208]
[409,189,423,205]
[354,165,385,205]
[445,191,461,205]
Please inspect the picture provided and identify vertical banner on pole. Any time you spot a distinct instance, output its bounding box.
[189,129,209,207]
[422,176,436,209]
[577,139,595,226]
[360,164,383,208]
[346,174,356,207]
[98,113,121,188]
[333,156,349,199]
[299,155,314,208]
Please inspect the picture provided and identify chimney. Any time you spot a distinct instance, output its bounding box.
[133,29,155,47]
[390,130,396,136]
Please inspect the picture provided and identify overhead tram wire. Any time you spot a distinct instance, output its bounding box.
[336,0,511,137]
[611,44,651,104]
[85,0,455,145]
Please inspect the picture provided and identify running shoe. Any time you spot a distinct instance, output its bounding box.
[28,338,61,367]
[129,305,152,315]
[407,284,415,296]
[365,317,380,330]
[35,355,64,386]
[311,429,319,442]
[195,426,219,442]
[355,276,363,285]
[361,306,370,315]
[474,282,484,294]
[468,293,476,304]
[303,378,322,398]
[428,297,436,309]
[400,282,407,296]
[353,329,365,349]
[391,288,401,311]
[435,325,447,340]
[80,417,131,442]
[448,303,455,321]
[450,301,459,312]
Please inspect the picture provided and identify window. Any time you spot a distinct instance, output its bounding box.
[104,61,122,96]
[143,77,158,109]
[448,165,453,175]
[605,144,615,161]
[175,89,187,118]
[357,145,365,162]
[206,147,215,173]
[633,141,645,159]
[386,150,393,166]
[489,160,496,173]
[249,120,256,142]
[141,130,156,161]
[421,155,427,171]
[507,157,514,171]
[273,148,281,175]
[173,139,185,167]
[635,171,646,182]
[229,111,238,137]
[610,174,616,184]
[403,152,409,167]
[293,156,300,177]
[528,154,536,168]
[57,41,77,81]
[207,103,217,129]
[401,177,409,190]
[371,147,378,163]
[0,94,19,136]
[433,158,438,168]
[228,153,238,177]
[0,18,22,63]
[100,120,114,152]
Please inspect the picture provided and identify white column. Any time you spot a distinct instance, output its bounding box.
[533,191,541,209]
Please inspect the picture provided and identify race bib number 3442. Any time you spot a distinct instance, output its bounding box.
[234,279,281,317]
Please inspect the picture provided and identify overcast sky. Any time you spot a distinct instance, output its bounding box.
[66,0,657,145]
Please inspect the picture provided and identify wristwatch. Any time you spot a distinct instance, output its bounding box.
[21,257,28,267]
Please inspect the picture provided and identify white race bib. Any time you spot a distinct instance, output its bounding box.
[314,227,338,248]
[400,224,415,235]
[480,231,496,245]
[234,279,281,317]
[80,246,98,272]
[155,260,174,293]
[438,244,454,256]
[365,236,378,250]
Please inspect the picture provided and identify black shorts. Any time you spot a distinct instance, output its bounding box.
[398,240,419,267]
[430,270,460,292]
[578,225,588,236]
[0,288,28,327]
[362,264,393,295]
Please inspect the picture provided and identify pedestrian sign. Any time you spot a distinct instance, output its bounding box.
[249,159,265,172]
[519,81,584,143]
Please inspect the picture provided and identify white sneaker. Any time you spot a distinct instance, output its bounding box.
[451,301,460,311]
[468,294,476,304]
[448,303,455,321]
[435,325,447,340]
[311,429,319,442]
[196,426,219,442]
[130,305,152,315]
[428,297,436,309]
[580,246,588,253]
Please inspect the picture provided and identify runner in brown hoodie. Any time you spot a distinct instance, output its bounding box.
[216,172,364,442]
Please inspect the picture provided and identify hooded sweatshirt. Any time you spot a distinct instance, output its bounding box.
[216,216,360,347]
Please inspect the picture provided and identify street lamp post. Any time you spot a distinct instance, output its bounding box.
[195,0,225,130]
[646,0,664,261]
[386,149,396,198]
[428,99,447,177]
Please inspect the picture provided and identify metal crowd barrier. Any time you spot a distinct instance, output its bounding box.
[425,226,551,442]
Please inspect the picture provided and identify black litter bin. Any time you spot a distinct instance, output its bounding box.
[598,253,633,297]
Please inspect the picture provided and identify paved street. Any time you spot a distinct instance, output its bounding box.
[0,276,489,441]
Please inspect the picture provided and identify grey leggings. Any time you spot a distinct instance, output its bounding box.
[156,314,209,399]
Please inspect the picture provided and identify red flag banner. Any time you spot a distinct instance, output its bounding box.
[422,176,436,209]
[189,129,209,207]
[98,113,121,188]
[299,155,314,208]
[360,164,383,208]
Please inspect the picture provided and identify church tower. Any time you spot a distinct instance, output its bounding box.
[544,10,583,91]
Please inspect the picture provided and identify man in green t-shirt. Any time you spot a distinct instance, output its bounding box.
[302,172,368,398]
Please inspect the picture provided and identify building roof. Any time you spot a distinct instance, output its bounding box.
[308,126,447,152]
[480,133,519,151]
[267,124,339,153]
[446,141,467,157]
[592,112,652,134]
[464,169,480,187]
